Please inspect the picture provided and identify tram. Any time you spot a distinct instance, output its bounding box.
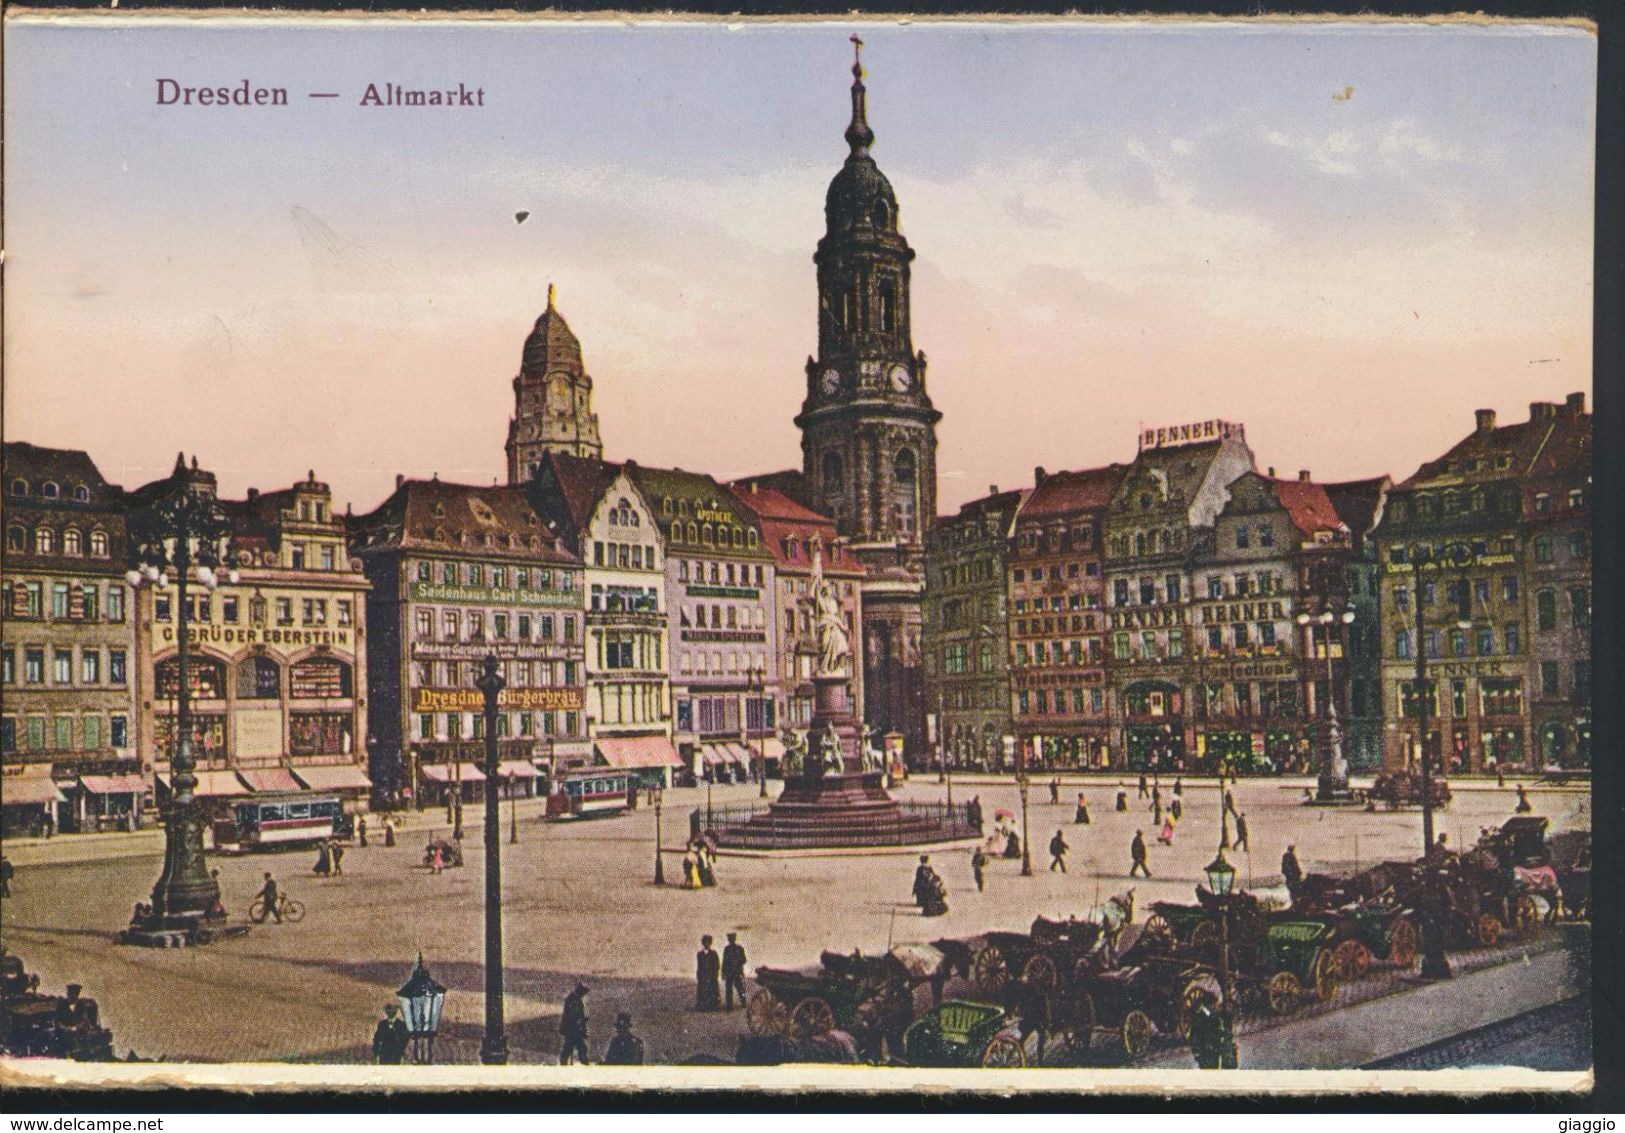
[216,794,351,850]
[545,769,635,820]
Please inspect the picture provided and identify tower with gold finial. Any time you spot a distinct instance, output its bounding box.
[506,284,605,483]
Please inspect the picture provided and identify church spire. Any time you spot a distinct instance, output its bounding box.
[844,34,874,156]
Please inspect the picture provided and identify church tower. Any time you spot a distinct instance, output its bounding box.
[506,285,605,484]
[795,39,940,754]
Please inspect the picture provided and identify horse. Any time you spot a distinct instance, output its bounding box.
[1513,864,1563,923]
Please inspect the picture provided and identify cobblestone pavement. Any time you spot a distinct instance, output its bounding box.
[0,776,1590,1066]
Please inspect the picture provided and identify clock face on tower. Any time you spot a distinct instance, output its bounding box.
[820,368,842,395]
[889,364,911,392]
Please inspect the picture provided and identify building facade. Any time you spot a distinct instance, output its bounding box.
[729,480,864,737]
[1,444,139,834]
[528,452,681,785]
[626,464,779,781]
[792,46,940,756]
[1007,466,1124,770]
[351,478,587,804]
[505,287,605,483]
[923,487,1025,771]
[1324,477,1392,770]
[1103,423,1256,771]
[1372,399,1589,773]
[130,464,373,809]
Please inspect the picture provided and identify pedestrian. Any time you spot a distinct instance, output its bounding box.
[1496,765,1506,788]
[1,854,14,898]
[372,1004,409,1065]
[1115,788,1128,813]
[1003,828,1022,860]
[358,815,369,848]
[1188,993,1236,1070]
[1049,777,1061,805]
[314,842,332,877]
[681,846,701,889]
[971,845,987,892]
[1515,784,1533,814]
[1234,812,1250,852]
[697,841,717,887]
[559,981,590,1064]
[1130,830,1151,878]
[1074,792,1091,825]
[330,839,345,876]
[384,818,397,848]
[429,843,444,875]
[1281,844,1303,895]
[258,871,282,923]
[695,935,722,1011]
[722,932,748,1011]
[1223,788,1239,820]
[209,869,227,919]
[1151,797,1163,828]
[1173,778,1183,798]
[603,1011,644,1065]
[1049,829,1069,873]
[1151,784,1162,812]
[1158,814,1176,845]
[1137,773,1149,800]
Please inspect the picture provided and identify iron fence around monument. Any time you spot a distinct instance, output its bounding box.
[698,799,981,848]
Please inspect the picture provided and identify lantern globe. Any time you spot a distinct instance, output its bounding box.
[397,954,447,1037]
[1204,850,1236,898]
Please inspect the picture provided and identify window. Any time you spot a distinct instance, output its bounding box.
[55,716,73,750]
[81,650,100,684]
[416,609,434,638]
[1235,525,1250,549]
[1570,587,1590,628]
[1570,532,1589,559]
[1424,630,1441,659]
[1165,574,1182,602]
[52,583,70,619]
[1533,535,1552,563]
[110,715,128,747]
[1399,681,1437,717]
[5,526,22,552]
[8,478,24,496]
[443,610,460,639]
[1476,627,1494,656]
[1502,576,1519,602]
[1420,580,1436,606]
[1232,624,1249,648]
[1451,679,1467,718]
[1395,630,1412,660]
[1259,622,1276,647]
[1504,623,1520,654]
[26,717,44,749]
[54,650,72,684]
[1394,586,1410,612]
[1208,576,1222,599]
[1259,524,1274,548]
[1139,579,1156,605]
[1537,590,1557,631]
[337,600,353,628]
[1541,662,1560,697]
[443,563,457,585]
[62,529,82,556]
[1207,626,1223,651]
[0,648,11,684]
[1480,678,1524,717]
[273,597,292,626]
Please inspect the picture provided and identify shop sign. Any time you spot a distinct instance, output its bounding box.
[1140,419,1244,450]
[162,625,352,649]
[411,686,583,713]
[410,581,579,609]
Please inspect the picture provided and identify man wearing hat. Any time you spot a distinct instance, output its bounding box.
[560,980,590,1064]
[695,935,722,1012]
[372,1003,409,1065]
[721,932,748,1012]
[603,1011,645,1065]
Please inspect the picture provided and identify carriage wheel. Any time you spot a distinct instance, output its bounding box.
[1175,980,1208,1039]
[1142,914,1175,951]
[1333,939,1372,979]
[1310,948,1339,1003]
[1062,992,1095,1056]
[981,1034,1026,1068]
[1475,912,1503,948]
[788,996,836,1041]
[746,989,788,1037]
[1022,954,1059,991]
[1514,895,1541,935]
[1388,919,1419,968]
[1268,971,1302,1016]
[1121,1010,1155,1059]
[973,944,1010,993]
[1190,920,1220,948]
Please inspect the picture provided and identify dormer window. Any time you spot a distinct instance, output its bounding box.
[72,485,90,503]
[41,481,59,499]
[9,479,26,497]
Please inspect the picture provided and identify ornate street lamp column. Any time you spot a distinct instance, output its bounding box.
[475,654,510,1064]
[121,456,239,947]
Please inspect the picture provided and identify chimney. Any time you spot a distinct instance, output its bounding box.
[1475,409,1497,432]
[1267,467,1276,479]
[1565,392,1586,415]
[1530,401,1558,422]
[1034,466,1047,486]
[989,485,999,496]
[396,474,405,490]
[247,488,259,501]
[1298,470,1311,482]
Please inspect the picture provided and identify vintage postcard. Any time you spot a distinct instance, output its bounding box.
[0,11,1595,1096]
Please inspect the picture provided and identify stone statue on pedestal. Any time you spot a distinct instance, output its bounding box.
[820,721,845,775]
[811,538,851,678]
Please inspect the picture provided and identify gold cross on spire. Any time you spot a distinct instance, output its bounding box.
[850,33,864,77]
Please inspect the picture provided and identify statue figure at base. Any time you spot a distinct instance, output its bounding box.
[860,724,884,775]
[820,722,845,776]
[780,729,807,778]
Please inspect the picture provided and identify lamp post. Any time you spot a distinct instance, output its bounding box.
[749,664,769,799]
[1203,849,1239,1067]
[509,770,519,845]
[1006,734,1032,876]
[653,783,666,885]
[123,456,239,944]
[397,953,447,1065]
[1296,604,1357,801]
[1408,542,1473,981]
[474,654,509,1064]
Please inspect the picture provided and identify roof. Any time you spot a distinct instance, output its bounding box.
[1,442,124,504]
[726,481,832,525]
[1019,464,1127,520]
[350,478,579,565]
[624,463,772,561]
[1267,477,1348,539]
[728,483,864,577]
[519,290,585,381]
[1322,477,1391,551]
[528,451,626,548]
[1111,440,1225,513]
[932,487,1030,544]
[1399,396,1588,490]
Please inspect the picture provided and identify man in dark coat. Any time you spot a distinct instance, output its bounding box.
[721,932,748,1011]
[603,1011,644,1065]
[1049,829,1069,873]
[1234,812,1250,852]
[696,935,722,1011]
[258,871,282,923]
[372,1004,409,1064]
[0,855,13,898]
[560,981,590,1064]
[1049,777,1061,805]
[1224,789,1239,819]
[1115,788,1129,812]
[971,845,988,892]
[1130,830,1151,878]
[913,855,935,908]
[1138,773,1149,799]
[1281,845,1303,895]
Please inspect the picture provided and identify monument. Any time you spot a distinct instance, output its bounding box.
[715,540,972,853]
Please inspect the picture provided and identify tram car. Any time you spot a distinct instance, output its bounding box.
[545,769,636,819]
[213,793,351,851]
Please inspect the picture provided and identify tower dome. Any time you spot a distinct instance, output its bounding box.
[823,38,899,233]
[519,284,584,379]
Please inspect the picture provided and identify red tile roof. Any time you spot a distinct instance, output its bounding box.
[1019,464,1127,519]
[1267,477,1347,539]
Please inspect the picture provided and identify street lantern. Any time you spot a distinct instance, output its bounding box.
[1202,846,1239,1064]
[397,953,447,1065]
[1204,849,1236,898]
[652,781,667,885]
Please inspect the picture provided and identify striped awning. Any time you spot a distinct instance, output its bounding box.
[239,768,304,794]
[420,762,486,783]
[156,770,250,797]
[699,746,726,767]
[3,770,66,806]
[595,735,682,769]
[759,737,787,761]
[290,763,373,792]
[80,774,148,796]
[496,760,536,779]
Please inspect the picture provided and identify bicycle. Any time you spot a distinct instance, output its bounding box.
[248,892,306,924]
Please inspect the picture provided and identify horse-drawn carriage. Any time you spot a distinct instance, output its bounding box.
[1287,870,1422,977]
[902,999,1028,1067]
[747,950,916,1058]
[0,953,116,1061]
[1365,769,1451,810]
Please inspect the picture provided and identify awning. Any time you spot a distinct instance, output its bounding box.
[759,737,786,761]
[4,770,66,806]
[724,743,756,769]
[239,768,304,794]
[699,746,725,767]
[594,735,682,769]
[156,770,250,798]
[419,762,487,783]
[80,774,148,796]
[496,760,536,779]
[290,764,374,792]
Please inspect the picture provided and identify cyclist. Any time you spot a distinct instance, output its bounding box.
[257,871,283,924]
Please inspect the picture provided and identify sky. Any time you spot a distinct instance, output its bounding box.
[2,16,1596,514]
